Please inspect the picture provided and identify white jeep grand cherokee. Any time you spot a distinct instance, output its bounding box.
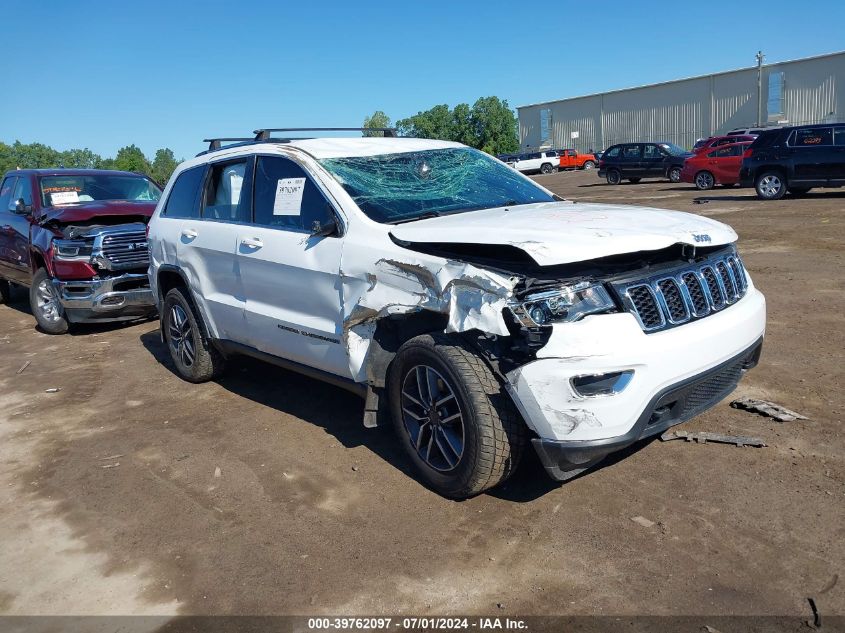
[147,129,766,499]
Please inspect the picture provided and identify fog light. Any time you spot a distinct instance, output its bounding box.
[571,371,634,397]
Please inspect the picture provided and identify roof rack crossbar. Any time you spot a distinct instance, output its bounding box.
[203,137,258,151]
[253,127,398,140]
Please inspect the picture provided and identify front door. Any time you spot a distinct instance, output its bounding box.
[709,144,744,184]
[0,176,19,281]
[238,154,348,378]
[621,144,643,177]
[641,144,665,177]
[2,176,34,284]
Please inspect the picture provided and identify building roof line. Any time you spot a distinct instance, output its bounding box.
[516,49,845,110]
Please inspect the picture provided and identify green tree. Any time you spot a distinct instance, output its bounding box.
[397,104,454,140]
[8,141,61,169]
[150,148,179,185]
[362,110,392,137]
[59,148,101,169]
[470,96,519,155]
[113,144,150,174]
[451,103,477,147]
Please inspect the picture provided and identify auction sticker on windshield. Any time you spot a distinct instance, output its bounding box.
[50,191,80,205]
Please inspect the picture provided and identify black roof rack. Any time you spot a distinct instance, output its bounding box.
[253,127,398,140]
[202,137,257,152]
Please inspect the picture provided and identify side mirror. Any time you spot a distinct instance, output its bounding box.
[311,217,338,238]
[14,198,32,215]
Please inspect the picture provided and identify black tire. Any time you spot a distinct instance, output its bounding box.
[628,177,642,184]
[606,169,621,185]
[695,171,715,190]
[582,160,595,170]
[29,268,68,334]
[668,166,682,183]
[0,279,10,304]
[788,187,811,196]
[755,171,786,200]
[162,286,226,383]
[388,333,526,499]
[540,163,554,174]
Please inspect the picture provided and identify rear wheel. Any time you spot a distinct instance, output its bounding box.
[695,171,715,190]
[668,166,682,183]
[582,160,595,170]
[606,169,621,185]
[755,171,786,200]
[162,287,226,382]
[540,163,554,174]
[29,268,68,334]
[388,333,526,499]
[628,177,642,184]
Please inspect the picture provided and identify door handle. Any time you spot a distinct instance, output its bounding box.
[240,237,263,249]
[181,228,198,239]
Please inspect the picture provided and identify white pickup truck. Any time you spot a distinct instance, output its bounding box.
[147,131,766,498]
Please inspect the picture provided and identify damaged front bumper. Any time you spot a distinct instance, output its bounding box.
[52,273,157,323]
[504,287,766,480]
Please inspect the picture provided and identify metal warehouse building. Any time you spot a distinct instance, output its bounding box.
[517,50,845,153]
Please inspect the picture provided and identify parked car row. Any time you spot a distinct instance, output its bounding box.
[1,129,767,500]
[596,122,845,199]
[497,148,597,174]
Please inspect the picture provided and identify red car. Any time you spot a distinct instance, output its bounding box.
[692,134,755,154]
[681,142,752,190]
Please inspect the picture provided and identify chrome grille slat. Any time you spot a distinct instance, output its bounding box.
[99,229,149,270]
[614,253,749,334]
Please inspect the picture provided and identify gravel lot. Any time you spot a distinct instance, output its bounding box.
[0,169,842,618]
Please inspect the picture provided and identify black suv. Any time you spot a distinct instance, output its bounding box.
[597,142,692,185]
[739,124,845,199]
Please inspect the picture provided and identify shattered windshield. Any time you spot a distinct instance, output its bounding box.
[39,174,162,208]
[319,148,556,223]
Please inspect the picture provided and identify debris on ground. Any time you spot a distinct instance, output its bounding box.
[351,465,359,472]
[730,397,809,422]
[16,361,31,374]
[693,199,710,204]
[214,467,221,478]
[661,430,767,447]
[99,463,120,469]
[99,454,124,461]
[807,596,822,629]
[44,388,60,393]
[630,516,656,528]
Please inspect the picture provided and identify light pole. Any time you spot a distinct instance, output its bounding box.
[756,51,765,127]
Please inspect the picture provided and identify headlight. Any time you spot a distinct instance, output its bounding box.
[508,282,615,326]
[54,239,93,259]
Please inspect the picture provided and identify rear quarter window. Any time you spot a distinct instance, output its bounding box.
[163,166,205,219]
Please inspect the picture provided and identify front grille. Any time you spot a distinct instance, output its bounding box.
[615,252,748,333]
[101,230,149,270]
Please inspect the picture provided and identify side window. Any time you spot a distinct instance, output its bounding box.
[833,127,845,146]
[202,159,252,223]
[709,146,736,158]
[11,176,33,209]
[790,128,832,147]
[253,156,335,233]
[567,150,576,157]
[0,176,17,211]
[643,144,661,159]
[622,145,642,159]
[605,146,621,158]
[163,166,205,219]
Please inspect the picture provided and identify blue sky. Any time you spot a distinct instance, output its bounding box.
[4,0,843,161]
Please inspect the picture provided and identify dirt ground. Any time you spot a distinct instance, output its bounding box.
[0,169,842,619]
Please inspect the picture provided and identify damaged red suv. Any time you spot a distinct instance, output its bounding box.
[0,169,161,333]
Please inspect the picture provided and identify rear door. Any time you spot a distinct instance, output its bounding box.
[641,144,665,177]
[789,127,834,184]
[708,144,744,184]
[238,154,348,377]
[621,144,643,176]
[179,158,253,341]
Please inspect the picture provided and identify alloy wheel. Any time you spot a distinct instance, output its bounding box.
[696,172,714,190]
[759,174,782,198]
[168,304,196,368]
[35,279,62,323]
[400,365,465,472]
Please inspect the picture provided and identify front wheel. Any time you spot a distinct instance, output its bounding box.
[540,163,554,174]
[29,269,68,334]
[668,166,682,183]
[606,169,621,185]
[388,333,526,499]
[582,161,595,170]
[695,171,715,190]
[755,171,786,200]
[162,287,226,383]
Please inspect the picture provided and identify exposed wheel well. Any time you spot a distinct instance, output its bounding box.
[157,269,189,301]
[30,250,47,273]
[754,165,787,181]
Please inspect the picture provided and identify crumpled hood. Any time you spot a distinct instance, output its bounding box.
[38,200,156,225]
[390,201,737,266]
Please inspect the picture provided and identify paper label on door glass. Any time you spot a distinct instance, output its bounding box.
[50,191,79,205]
[273,178,306,216]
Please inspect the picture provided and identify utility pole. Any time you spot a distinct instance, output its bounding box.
[756,51,765,126]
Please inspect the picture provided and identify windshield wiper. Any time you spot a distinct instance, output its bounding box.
[391,211,442,225]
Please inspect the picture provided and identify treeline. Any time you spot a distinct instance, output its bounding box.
[363,96,520,155]
[0,141,181,185]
